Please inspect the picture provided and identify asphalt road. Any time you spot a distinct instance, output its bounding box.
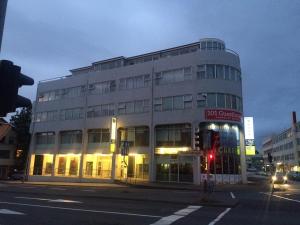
[0,180,299,225]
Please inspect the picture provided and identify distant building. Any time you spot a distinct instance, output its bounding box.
[262,112,300,172]
[0,118,16,179]
[28,38,246,184]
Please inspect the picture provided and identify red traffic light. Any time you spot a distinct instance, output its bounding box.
[209,153,213,160]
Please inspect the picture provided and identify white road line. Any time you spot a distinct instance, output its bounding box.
[0,209,25,215]
[0,201,161,218]
[230,192,236,199]
[208,208,231,225]
[271,194,300,203]
[150,205,202,225]
[15,197,82,203]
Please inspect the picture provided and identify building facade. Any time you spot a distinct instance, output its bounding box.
[262,113,300,172]
[28,38,246,184]
[0,119,16,179]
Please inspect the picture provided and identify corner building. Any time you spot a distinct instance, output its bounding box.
[28,38,246,184]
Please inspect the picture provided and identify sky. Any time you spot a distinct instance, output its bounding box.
[1,0,300,149]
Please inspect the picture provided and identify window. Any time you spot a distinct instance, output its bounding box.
[60,108,83,120]
[155,67,192,85]
[162,97,173,111]
[206,65,215,79]
[88,129,110,144]
[173,96,184,110]
[87,104,115,118]
[89,80,116,95]
[216,65,224,79]
[217,93,225,108]
[35,111,58,122]
[36,132,55,145]
[118,100,149,115]
[196,64,241,82]
[207,93,216,107]
[197,93,207,107]
[118,126,149,147]
[155,95,192,111]
[197,93,242,112]
[184,95,192,109]
[119,74,150,90]
[155,124,191,147]
[60,131,82,145]
[154,98,162,111]
[197,65,206,79]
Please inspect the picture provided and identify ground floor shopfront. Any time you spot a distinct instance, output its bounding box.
[28,121,245,184]
[28,150,242,184]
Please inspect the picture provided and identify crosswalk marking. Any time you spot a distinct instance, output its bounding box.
[208,208,231,225]
[150,205,201,225]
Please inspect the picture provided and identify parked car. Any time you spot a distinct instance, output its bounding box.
[271,172,288,184]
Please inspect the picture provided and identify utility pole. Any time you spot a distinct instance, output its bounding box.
[0,0,8,52]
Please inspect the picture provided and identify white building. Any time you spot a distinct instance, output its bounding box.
[28,38,246,184]
[262,112,300,172]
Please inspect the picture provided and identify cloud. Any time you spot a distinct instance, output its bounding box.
[1,0,300,148]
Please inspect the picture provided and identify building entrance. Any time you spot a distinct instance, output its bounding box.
[156,155,193,183]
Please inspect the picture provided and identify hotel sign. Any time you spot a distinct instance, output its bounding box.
[205,109,242,122]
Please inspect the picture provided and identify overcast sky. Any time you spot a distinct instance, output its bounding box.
[1,0,300,148]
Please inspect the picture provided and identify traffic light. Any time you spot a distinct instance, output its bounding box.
[208,152,214,160]
[194,130,202,149]
[211,131,220,150]
[0,60,34,117]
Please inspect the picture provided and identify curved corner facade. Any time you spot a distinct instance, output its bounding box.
[28,38,246,184]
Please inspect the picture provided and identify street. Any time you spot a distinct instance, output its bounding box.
[0,180,299,225]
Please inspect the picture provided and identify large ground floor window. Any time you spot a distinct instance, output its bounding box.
[116,154,149,180]
[54,154,81,177]
[31,154,54,176]
[83,154,112,179]
[156,155,193,183]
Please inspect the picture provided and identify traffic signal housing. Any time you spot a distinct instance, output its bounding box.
[0,60,34,117]
[194,130,203,149]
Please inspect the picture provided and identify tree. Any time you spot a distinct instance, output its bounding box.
[10,106,32,170]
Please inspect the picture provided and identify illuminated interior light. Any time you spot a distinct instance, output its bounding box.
[223,124,229,130]
[155,147,190,154]
[210,123,216,130]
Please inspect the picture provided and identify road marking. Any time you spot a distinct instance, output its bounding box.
[49,188,67,191]
[174,205,202,216]
[208,208,231,225]
[0,201,161,218]
[230,192,236,199]
[15,197,82,203]
[0,209,25,215]
[150,205,201,225]
[271,194,300,203]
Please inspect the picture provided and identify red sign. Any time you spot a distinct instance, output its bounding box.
[205,109,242,122]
